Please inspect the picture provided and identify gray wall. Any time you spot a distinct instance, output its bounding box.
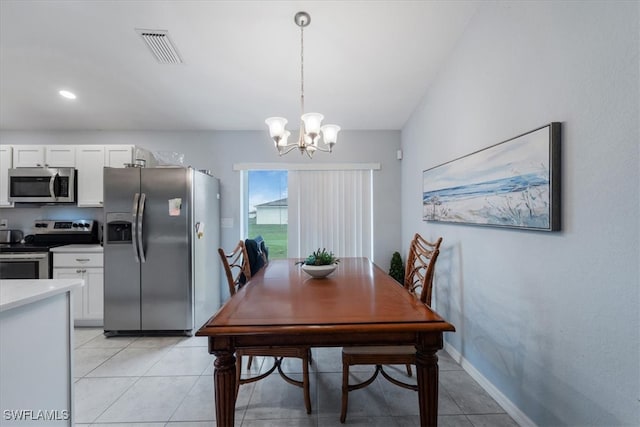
[0,129,402,273]
[401,1,639,426]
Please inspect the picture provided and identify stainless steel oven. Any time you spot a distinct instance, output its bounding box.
[0,251,50,279]
[0,219,98,279]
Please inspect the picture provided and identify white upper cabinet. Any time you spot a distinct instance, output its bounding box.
[13,145,75,167]
[0,145,13,207]
[76,146,106,207]
[12,146,44,167]
[105,145,133,168]
[45,146,76,167]
[76,145,134,207]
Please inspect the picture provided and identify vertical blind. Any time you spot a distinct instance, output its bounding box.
[288,170,373,259]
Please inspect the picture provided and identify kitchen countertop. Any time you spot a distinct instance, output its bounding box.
[50,244,103,253]
[0,279,84,312]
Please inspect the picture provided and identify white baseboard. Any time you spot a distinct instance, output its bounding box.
[443,342,537,427]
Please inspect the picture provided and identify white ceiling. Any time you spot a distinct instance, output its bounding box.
[0,0,478,131]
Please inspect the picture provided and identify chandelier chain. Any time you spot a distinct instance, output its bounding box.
[300,24,305,114]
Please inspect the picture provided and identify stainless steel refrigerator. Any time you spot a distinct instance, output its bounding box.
[103,166,220,335]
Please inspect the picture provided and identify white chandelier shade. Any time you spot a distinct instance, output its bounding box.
[265,117,288,139]
[265,11,340,158]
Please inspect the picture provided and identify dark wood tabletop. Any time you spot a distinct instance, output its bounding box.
[197,257,455,426]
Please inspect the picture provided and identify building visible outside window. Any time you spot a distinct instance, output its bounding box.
[247,170,288,259]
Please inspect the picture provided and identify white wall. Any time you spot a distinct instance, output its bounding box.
[402,1,639,426]
[0,129,402,273]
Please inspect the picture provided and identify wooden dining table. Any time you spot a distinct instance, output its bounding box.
[196,257,455,426]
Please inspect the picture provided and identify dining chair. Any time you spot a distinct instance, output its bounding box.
[339,233,443,423]
[218,240,312,413]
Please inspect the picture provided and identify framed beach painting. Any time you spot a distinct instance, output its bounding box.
[422,122,561,231]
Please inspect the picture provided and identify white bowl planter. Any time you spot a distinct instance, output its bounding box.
[301,263,337,279]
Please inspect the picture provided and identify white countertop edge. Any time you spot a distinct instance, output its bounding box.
[50,244,103,253]
[0,279,85,312]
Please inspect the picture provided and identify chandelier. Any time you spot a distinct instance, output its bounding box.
[265,11,340,158]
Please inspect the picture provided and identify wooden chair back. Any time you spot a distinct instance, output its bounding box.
[403,233,443,306]
[218,240,251,296]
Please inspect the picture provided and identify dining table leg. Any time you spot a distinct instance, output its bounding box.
[213,349,237,426]
[416,333,443,427]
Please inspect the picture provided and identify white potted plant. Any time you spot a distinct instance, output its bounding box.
[296,248,340,278]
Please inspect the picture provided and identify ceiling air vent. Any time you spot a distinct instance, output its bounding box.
[136,29,183,64]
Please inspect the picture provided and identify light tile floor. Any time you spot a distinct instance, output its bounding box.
[73,328,519,427]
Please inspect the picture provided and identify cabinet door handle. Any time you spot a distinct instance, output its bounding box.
[76,269,82,273]
[76,258,90,262]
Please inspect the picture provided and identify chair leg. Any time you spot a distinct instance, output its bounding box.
[303,354,311,414]
[235,354,242,399]
[405,363,413,377]
[340,356,349,423]
[247,355,254,370]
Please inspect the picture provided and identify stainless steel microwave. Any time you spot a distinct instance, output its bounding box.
[8,167,76,203]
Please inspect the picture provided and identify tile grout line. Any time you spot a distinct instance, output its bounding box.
[76,345,129,379]
[438,379,467,417]
[165,361,204,424]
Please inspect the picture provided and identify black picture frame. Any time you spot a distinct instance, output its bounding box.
[422,122,561,231]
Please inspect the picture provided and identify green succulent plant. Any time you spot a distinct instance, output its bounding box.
[296,248,340,266]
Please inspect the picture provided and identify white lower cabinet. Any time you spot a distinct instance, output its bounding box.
[53,251,104,326]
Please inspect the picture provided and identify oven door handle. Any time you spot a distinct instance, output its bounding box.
[0,253,49,260]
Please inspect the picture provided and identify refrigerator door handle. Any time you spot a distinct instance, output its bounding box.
[137,192,147,263]
[132,192,140,263]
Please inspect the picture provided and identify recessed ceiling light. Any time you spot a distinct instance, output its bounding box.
[59,90,76,100]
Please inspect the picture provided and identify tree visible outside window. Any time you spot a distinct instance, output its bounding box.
[247,170,288,259]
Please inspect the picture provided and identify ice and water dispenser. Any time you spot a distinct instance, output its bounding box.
[105,213,132,244]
